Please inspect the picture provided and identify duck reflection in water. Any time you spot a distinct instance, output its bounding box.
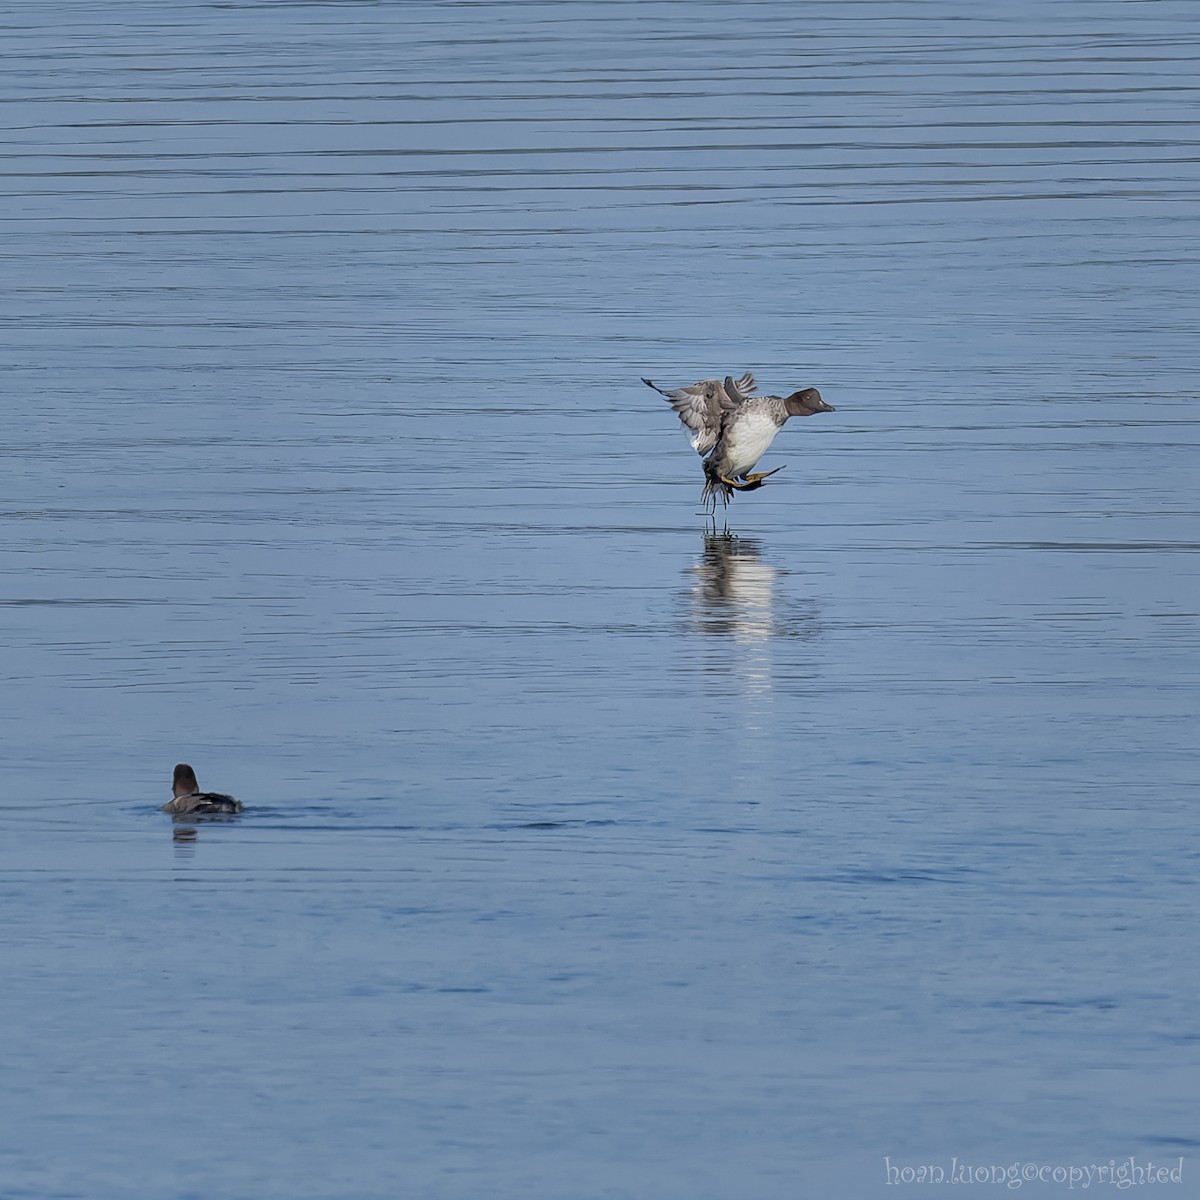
[168,806,241,851]
[690,533,781,641]
[688,534,820,705]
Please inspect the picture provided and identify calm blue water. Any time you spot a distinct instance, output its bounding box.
[2,2,1198,1197]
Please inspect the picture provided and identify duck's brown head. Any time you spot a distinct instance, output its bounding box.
[173,763,200,798]
[784,387,834,417]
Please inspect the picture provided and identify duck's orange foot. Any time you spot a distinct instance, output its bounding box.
[719,465,786,492]
[744,465,785,484]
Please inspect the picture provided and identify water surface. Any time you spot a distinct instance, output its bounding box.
[2,2,1198,1197]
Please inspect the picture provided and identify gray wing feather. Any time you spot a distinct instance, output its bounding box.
[730,371,756,399]
[644,372,757,456]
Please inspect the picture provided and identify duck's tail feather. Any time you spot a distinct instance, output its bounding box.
[701,460,734,508]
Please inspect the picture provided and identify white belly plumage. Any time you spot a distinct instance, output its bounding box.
[723,412,781,476]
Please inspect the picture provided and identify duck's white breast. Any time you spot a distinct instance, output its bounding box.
[725,411,781,475]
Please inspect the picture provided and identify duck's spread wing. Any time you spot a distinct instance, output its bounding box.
[727,371,755,400]
[723,373,759,405]
[644,373,757,456]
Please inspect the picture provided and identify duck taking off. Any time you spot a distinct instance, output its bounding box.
[644,372,834,510]
[162,763,243,815]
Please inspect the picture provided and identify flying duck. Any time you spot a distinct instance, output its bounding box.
[161,763,243,815]
[644,372,834,509]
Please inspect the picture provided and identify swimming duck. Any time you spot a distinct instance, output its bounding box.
[644,372,834,509]
[161,763,243,815]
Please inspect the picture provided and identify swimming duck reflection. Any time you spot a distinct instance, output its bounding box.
[169,810,241,855]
